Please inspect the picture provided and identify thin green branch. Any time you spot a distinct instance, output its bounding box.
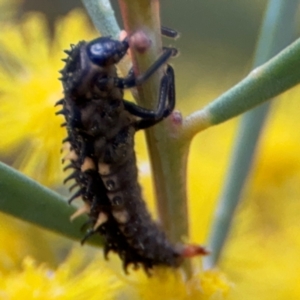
[81,0,120,38]
[118,0,189,247]
[119,0,188,241]
[118,0,162,108]
[0,162,103,247]
[204,0,299,268]
[182,34,300,140]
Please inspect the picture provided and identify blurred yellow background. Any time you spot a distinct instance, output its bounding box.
[0,0,300,299]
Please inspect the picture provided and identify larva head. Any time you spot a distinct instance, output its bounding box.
[86,37,129,67]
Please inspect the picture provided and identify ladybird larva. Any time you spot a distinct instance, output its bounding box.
[56,29,207,273]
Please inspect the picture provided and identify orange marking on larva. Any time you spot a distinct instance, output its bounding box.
[119,30,132,59]
[93,212,108,230]
[81,157,96,172]
[181,244,210,258]
[70,203,90,221]
[63,150,78,162]
[98,163,111,175]
[112,209,129,224]
[61,142,71,153]
[119,30,127,41]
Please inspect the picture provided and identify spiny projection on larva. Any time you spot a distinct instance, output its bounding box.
[56,27,207,273]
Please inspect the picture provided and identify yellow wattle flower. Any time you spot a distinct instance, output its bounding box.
[0,213,58,274]
[123,267,230,300]
[0,250,124,300]
[0,248,229,299]
[0,9,96,186]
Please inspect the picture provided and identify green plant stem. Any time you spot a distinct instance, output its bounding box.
[81,0,119,38]
[118,0,162,107]
[118,0,188,239]
[182,35,300,140]
[204,0,298,269]
[118,0,191,273]
[0,162,103,247]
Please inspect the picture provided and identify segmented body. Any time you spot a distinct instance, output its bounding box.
[57,34,208,272]
[57,38,183,271]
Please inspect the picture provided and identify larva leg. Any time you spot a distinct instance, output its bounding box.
[131,66,175,129]
[163,46,178,57]
[81,228,96,245]
[98,47,176,90]
[161,26,179,39]
[123,65,174,118]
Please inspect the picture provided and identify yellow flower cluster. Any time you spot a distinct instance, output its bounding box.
[219,90,300,300]
[0,249,229,300]
[0,9,96,186]
[0,250,124,300]
[123,267,230,300]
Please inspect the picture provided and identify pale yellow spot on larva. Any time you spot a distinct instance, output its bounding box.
[93,212,109,230]
[63,150,78,162]
[98,163,111,175]
[81,157,96,172]
[70,203,90,221]
[61,141,71,153]
[112,209,129,224]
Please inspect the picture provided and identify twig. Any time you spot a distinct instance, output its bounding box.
[181,34,300,140]
[0,162,103,247]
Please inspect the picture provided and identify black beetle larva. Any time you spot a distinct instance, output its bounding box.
[56,27,206,273]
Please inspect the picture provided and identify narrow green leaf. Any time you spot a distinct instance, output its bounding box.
[204,0,299,268]
[0,162,103,247]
